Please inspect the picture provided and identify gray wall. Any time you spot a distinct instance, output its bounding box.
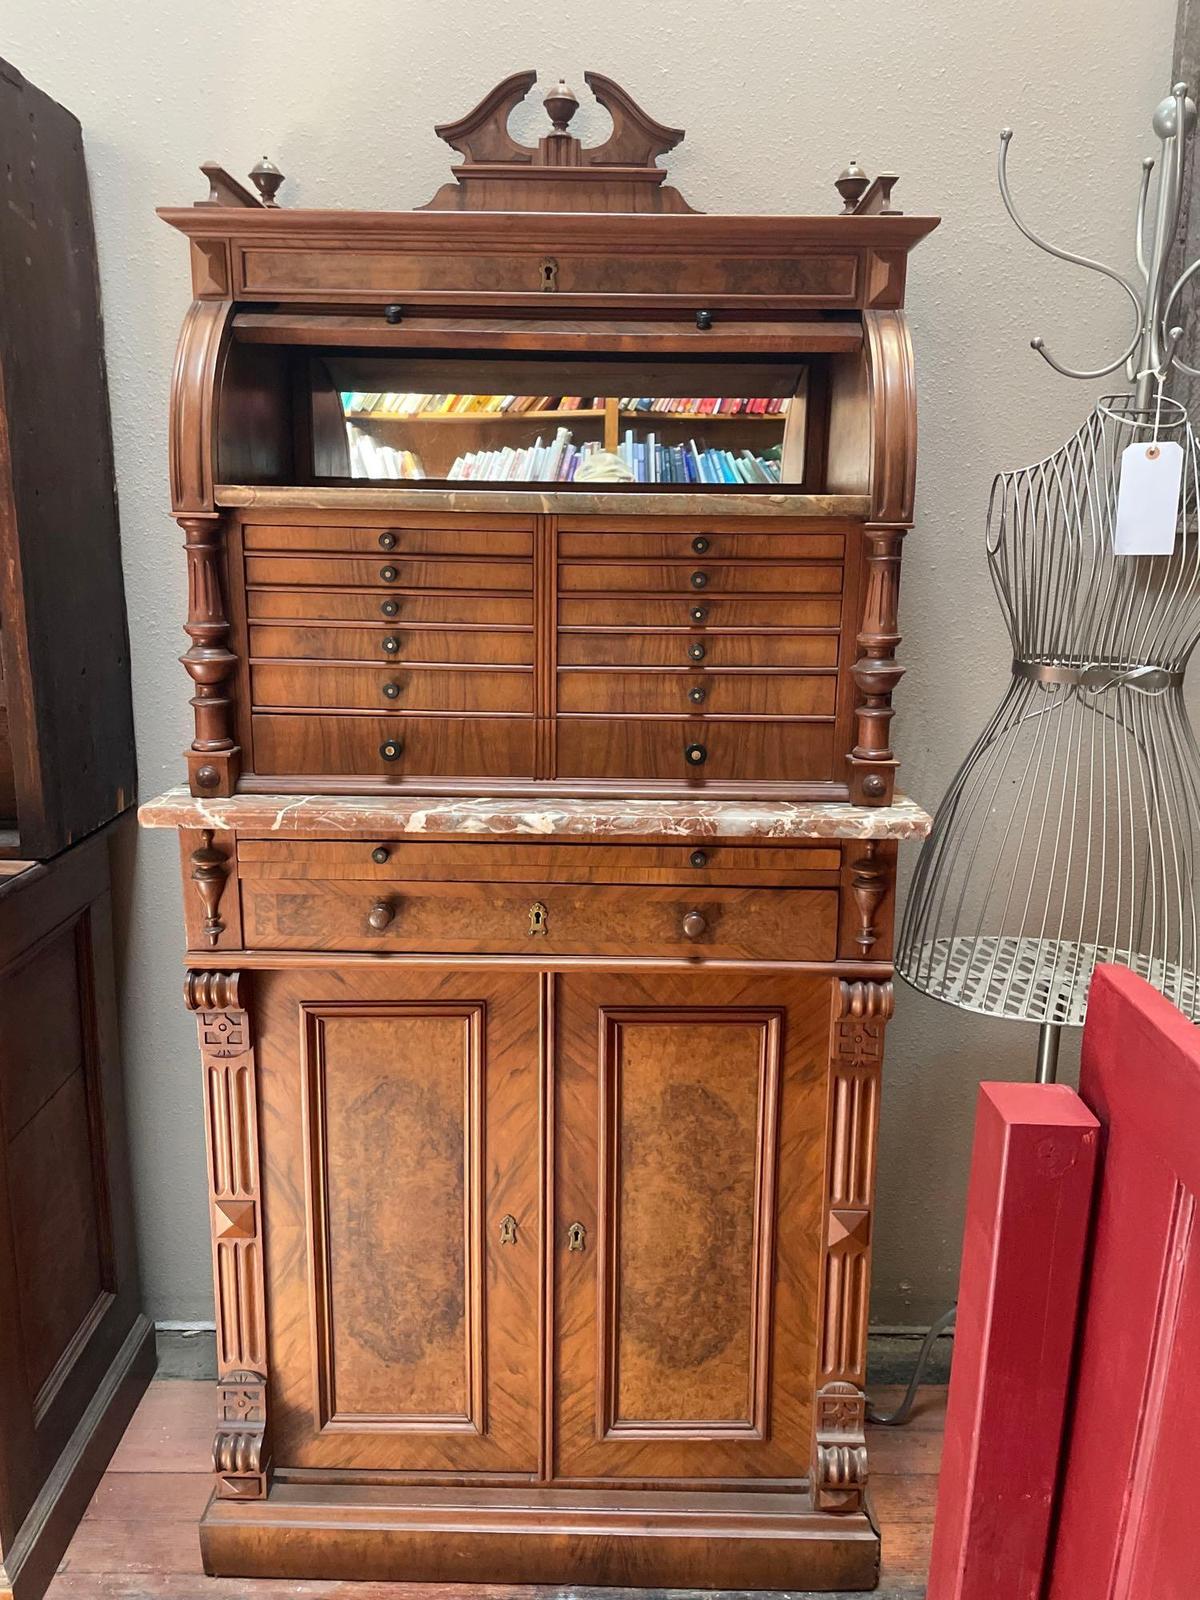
[2,0,1187,1325]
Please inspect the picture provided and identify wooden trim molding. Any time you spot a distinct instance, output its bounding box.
[184,970,271,1500]
[863,310,917,525]
[169,300,233,514]
[813,977,892,1513]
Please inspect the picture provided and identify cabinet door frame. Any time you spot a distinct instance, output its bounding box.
[551,968,831,1484]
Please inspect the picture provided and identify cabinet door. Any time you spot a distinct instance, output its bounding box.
[554,970,829,1481]
[258,967,540,1475]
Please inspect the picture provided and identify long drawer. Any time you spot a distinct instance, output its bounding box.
[557,531,845,560]
[239,877,839,959]
[559,561,843,594]
[245,555,532,590]
[251,664,534,713]
[237,838,843,885]
[247,590,533,625]
[252,714,535,777]
[556,669,836,716]
[557,630,839,667]
[558,595,842,628]
[249,625,534,664]
[243,524,533,556]
[557,717,835,781]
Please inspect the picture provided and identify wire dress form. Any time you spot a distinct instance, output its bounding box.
[898,394,1200,1026]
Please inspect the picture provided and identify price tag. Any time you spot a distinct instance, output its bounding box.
[1114,439,1183,555]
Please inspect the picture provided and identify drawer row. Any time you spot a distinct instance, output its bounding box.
[242,523,845,563]
[251,714,835,781]
[245,590,843,629]
[249,664,837,716]
[244,554,843,596]
[247,624,840,667]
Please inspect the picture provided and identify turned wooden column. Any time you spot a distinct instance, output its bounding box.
[847,525,905,804]
[179,513,241,796]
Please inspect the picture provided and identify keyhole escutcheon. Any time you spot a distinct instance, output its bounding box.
[540,256,559,291]
[567,1221,587,1253]
[499,1214,518,1245]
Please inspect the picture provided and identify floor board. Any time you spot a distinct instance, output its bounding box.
[48,1381,945,1599]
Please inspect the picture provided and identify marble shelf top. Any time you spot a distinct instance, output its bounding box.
[138,788,932,842]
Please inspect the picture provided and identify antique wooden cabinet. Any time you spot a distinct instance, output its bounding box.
[0,58,151,1600]
[142,71,936,1590]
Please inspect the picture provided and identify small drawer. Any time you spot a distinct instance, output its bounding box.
[240,878,839,960]
[558,562,844,595]
[243,523,533,556]
[556,669,837,716]
[557,630,839,667]
[249,625,535,665]
[251,664,534,714]
[557,531,845,561]
[251,713,535,777]
[244,555,533,591]
[557,717,836,782]
[558,595,842,629]
[238,838,844,885]
[247,589,533,626]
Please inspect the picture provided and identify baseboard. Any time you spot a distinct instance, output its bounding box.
[0,1314,156,1600]
[156,1322,954,1386]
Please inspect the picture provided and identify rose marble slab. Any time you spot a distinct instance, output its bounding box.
[138,787,932,842]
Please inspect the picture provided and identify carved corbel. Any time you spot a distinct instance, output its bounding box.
[813,979,893,1513]
[185,971,271,1499]
[179,514,241,796]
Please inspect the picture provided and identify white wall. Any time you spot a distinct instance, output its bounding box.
[1,0,1184,1323]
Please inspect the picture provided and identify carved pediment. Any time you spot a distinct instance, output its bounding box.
[420,70,697,213]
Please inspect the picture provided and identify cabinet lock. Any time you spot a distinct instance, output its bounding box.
[567,1222,587,1252]
[499,1214,518,1245]
[528,900,549,936]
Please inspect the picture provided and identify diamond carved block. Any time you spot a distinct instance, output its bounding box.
[827,1207,872,1252]
[213,1197,257,1239]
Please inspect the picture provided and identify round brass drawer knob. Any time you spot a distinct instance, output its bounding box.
[688,642,706,661]
[379,531,397,550]
[367,900,394,931]
[382,636,401,654]
[688,686,707,704]
[690,605,708,623]
[692,536,710,554]
[684,742,707,765]
[379,739,402,762]
[690,570,709,589]
[381,599,399,617]
[682,910,707,939]
[382,681,401,700]
[380,565,399,582]
[371,846,390,864]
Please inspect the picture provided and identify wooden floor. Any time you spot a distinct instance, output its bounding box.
[46,1381,945,1599]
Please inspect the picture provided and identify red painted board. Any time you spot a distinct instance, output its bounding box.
[927,1082,1099,1600]
[1047,966,1200,1600]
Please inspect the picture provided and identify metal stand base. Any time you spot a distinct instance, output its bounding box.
[867,1023,1063,1424]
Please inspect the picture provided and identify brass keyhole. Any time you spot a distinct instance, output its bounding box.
[567,1222,587,1253]
[499,1214,518,1245]
[528,900,549,936]
[539,256,559,291]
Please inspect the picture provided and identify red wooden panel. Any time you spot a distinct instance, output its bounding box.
[927,1083,1098,1600]
[1047,965,1200,1600]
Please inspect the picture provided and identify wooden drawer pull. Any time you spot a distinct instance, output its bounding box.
[379,739,402,762]
[682,909,707,940]
[382,681,402,701]
[381,635,401,654]
[685,742,707,766]
[367,899,395,931]
[690,569,709,589]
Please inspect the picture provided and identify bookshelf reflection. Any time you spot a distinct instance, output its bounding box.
[315,357,807,488]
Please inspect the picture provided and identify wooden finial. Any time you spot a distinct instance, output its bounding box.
[836,160,902,216]
[543,79,579,134]
[835,160,870,213]
[249,155,285,207]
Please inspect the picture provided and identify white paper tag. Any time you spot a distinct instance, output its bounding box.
[1114,439,1183,556]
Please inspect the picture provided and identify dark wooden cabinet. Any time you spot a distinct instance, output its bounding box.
[144,68,936,1591]
[0,60,149,1600]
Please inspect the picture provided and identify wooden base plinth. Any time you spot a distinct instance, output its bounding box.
[0,1316,156,1600]
[201,1483,880,1591]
